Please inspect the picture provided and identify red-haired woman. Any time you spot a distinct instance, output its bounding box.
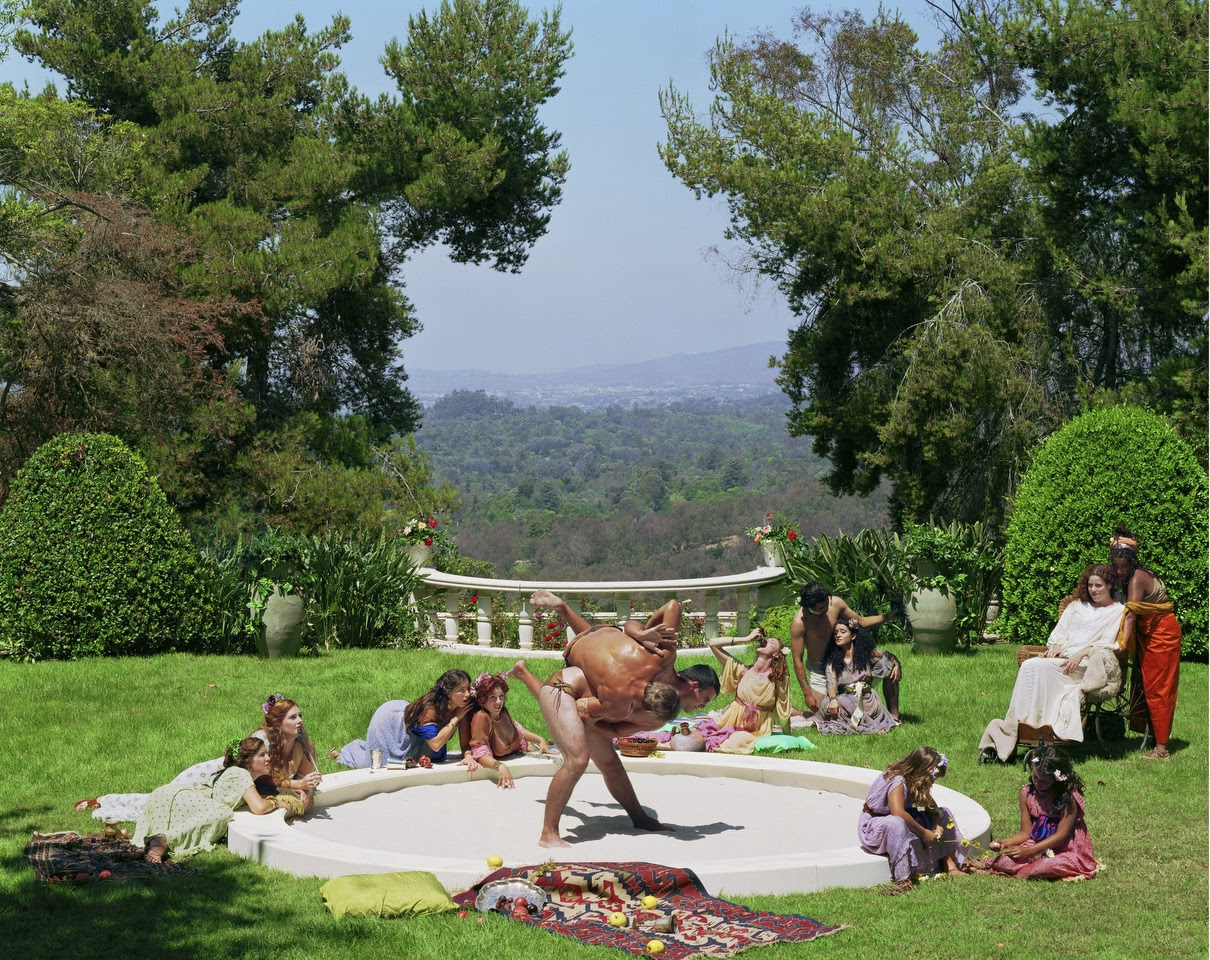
[467,672,552,788]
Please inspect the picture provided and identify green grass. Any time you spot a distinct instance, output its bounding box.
[1,646,1205,959]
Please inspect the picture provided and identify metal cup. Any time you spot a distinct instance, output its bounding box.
[370,749,383,773]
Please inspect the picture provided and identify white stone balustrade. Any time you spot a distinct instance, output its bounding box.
[414,565,789,650]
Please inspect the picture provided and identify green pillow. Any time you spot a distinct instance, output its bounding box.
[320,871,455,918]
[753,733,816,753]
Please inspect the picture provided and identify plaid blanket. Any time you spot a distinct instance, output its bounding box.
[24,832,196,884]
[455,862,842,957]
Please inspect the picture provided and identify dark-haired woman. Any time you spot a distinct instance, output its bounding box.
[1111,527,1183,760]
[813,619,899,735]
[131,736,290,863]
[335,669,476,768]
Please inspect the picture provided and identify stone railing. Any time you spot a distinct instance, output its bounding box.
[415,565,789,650]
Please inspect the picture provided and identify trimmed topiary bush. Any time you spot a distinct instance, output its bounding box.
[0,433,214,659]
[1001,407,1208,657]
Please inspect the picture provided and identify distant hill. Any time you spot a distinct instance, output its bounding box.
[407,341,785,408]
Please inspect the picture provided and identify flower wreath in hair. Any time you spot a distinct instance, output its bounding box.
[932,754,948,781]
[1027,752,1068,781]
[263,693,286,715]
[474,671,509,704]
[226,735,245,761]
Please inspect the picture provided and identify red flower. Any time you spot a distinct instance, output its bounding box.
[787,530,798,540]
[428,519,438,528]
[424,536,434,546]
[766,513,773,519]
[469,594,478,604]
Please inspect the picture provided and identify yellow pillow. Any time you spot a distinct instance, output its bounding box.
[320,871,455,918]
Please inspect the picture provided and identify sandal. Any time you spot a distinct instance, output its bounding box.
[1143,747,1171,760]
[73,798,100,811]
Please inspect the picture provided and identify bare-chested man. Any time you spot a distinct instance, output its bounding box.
[509,590,720,847]
[790,581,903,718]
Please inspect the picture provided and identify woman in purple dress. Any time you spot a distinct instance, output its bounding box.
[858,746,966,894]
[814,619,899,735]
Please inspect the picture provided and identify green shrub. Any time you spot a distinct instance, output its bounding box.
[900,520,1003,647]
[0,433,213,659]
[1001,407,1208,657]
[757,603,797,642]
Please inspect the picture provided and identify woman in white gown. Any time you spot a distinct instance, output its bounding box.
[981,565,1125,762]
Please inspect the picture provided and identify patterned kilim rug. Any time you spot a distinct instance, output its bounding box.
[454,862,843,957]
[24,832,197,884]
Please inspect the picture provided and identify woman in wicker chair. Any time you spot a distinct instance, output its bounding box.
[979,565,1125,762]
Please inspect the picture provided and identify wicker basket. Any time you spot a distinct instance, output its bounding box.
[618,736,658,758]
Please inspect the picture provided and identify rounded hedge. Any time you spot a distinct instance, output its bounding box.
[1001,407,1208,657]
[0,433,213,659]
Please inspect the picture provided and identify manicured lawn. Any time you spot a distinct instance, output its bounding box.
[1,645,1205,959]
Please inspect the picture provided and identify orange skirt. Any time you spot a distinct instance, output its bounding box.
[1129,612,1182,744]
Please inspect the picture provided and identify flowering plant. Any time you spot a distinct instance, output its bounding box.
[399,517,440,547]
[745,513,800,545]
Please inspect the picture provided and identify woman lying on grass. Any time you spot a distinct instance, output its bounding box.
[131,736,296,863]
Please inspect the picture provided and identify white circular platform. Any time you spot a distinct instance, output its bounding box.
[228,753,990,896]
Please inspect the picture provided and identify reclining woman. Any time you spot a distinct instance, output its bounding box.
[979,565,1125,762]
[130,735,299,863]
[75,692,315,821]
[812,619,900,735]
[693,628,795,753]
[334,669,477,769]
[466,672,554,788]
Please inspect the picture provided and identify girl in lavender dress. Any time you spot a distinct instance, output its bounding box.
[977,745,1099,880]
[858,746,966,894]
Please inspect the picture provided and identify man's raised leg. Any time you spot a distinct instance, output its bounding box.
[531,589,594,635]
[536,683,589,847]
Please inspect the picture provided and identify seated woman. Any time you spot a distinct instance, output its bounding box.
[694,629,794,754]
[812,619,900,735]
[74,692,288,821]
[466,672,553,788]
[130,735,293,863]
[260,695,322,809]
[980,565,1125,762]
[334,669,476,769]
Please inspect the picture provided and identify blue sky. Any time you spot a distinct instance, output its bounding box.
[2,1,943,373]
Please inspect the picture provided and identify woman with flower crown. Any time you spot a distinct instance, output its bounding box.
[129,735,300,863]
[259,695,321,811]
[858,746,966,895]
[465,672,553,788]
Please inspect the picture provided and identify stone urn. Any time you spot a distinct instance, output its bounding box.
[256,588,305,659]
[907,562,957,655]
[407,543,434,568]
[669,721,706,752]
[759,541,783,569]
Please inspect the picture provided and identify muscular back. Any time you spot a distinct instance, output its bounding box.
[566,624,673,724]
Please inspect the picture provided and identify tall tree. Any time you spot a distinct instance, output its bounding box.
[2,0,571,525]
[660,1,1207,526]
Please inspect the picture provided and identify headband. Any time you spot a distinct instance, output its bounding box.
[1110,536,1138,553]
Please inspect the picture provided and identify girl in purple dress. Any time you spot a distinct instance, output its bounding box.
[978,745,1098,879]
[858,746,966,894]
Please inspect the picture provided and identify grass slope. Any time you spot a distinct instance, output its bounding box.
[0,646,1205,959]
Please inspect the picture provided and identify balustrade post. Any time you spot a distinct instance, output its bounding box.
[518,594,533,649]
[615,592,630,627]
[476,593,492,646]
[444,588,460,642]
[735,587,751,635]
[704,590,719,640]
[566,596,583,644]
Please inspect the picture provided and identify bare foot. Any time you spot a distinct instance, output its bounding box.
[530,589,563,610]
[143,834,168,864]
[632,814,674,833]
[506,659,527,680]
[538,832,572,849]
[328,748,340,760]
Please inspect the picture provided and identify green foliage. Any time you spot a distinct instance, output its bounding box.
[756,603,797,643]
[782,528,910,644]
[659,2,1206,528]
[1001,407,1209,657]
[899,520,1004,646]
[0,433,213,659]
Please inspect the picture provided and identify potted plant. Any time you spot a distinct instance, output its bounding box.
[898,522,965,654]
[745,513,800,569]
[399,517,441,568]
[245,528,313,659]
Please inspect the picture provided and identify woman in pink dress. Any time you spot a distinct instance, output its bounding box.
[979,745,1098,879]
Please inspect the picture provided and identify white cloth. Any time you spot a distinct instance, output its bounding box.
[980,601,1124,761]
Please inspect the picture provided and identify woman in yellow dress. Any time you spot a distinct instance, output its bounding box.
[696,628,793,754]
